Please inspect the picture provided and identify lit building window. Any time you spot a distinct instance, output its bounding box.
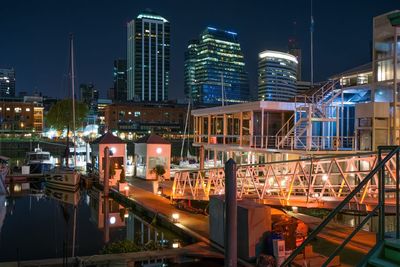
[6,107,10,111]
[134,111,141,117]
[15,107,22,113]
[26,108,31,112]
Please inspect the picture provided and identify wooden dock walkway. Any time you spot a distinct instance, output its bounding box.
[3,242,223,267]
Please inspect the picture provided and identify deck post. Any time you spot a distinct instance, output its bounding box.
[200,145,205,170]
[104,146,110,197]
[225,159,237,267]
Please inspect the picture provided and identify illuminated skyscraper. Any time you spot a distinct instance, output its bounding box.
[0,68,16,98]
[113,59,127,101]
[127,10,170,102]
[288,38,302,81]
[184,27,249,105]
[258,50,298,101]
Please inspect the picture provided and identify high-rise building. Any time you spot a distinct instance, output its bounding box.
[113,59,127,101]
[184,27,249,105]
[127,10,170,102]
[258,50,298,101]
[80,83,99,111]
[288,38,302,81]
[0,68,16,98]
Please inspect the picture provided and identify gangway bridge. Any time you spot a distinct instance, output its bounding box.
[172,151,400,213]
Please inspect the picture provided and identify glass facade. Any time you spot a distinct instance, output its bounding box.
[127,10,170,102]
[113,59,127,102]
[257,50,298,102]
[0,68,16,98]
[184,27,249,105]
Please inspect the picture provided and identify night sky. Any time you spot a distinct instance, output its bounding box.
[1,0,399,100]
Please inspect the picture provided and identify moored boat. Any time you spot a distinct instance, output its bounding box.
[45,168,80,191]
[25,146,55,174]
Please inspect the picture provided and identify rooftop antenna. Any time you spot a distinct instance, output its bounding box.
[310,0,314,88]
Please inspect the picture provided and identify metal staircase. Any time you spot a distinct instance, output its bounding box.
[275,80,343,150]
[282,146,400,267]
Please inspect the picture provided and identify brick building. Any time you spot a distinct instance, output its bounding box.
[104,102,187,138]
[0,101,44,133]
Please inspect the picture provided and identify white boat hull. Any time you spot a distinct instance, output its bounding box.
[45,169,80,191]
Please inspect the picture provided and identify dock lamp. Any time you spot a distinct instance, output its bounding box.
[157,186,163,196]
[172,213,180,223]
[172,239,180,249]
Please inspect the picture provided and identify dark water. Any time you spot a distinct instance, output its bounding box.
[0,182,183,262]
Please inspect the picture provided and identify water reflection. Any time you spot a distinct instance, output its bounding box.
[0,182,183,262]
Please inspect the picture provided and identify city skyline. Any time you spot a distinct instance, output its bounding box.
[1,0,399,100]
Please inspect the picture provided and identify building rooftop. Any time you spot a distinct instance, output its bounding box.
[191,101,295,116]
[137,9,168,22]
[91,132,125,145]
[330,62,372,79]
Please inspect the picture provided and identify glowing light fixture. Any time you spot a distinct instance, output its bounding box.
[156,147,162,154]
[109,216,116,224]
[259,50,298,64]
[172,213,180,223]
[322,174,328,182]
[110,147,116,155]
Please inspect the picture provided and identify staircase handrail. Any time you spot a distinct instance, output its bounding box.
[282,146,400,267]
[275,118,306,148]
[313,79,340,105]
[275,113,295,139]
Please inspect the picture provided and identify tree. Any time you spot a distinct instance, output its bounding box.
[45,99,88,132]
[151,165,166,181]
[45,99,88,166]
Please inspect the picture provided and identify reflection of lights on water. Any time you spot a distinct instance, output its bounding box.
[4,200,7,207]
[13,184,22,192]
[172,213,180,223]
[109,216,116,224]
[85,195,90,205]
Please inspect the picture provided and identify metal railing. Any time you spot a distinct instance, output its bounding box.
[282,146,400,267]
[172,151,400,208]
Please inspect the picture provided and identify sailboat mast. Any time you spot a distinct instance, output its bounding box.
[70,34,78,258]
[70,34,77,168]
[181,99,191,160]
[310,0,314,88]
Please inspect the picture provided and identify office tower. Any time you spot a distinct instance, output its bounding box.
[127,10,170,102]
[288,38,302,81]
[258,50,298,101]
[113,59,127,101]
[0,68,16,98]
[184,27,249,105]
[80,83,99,111]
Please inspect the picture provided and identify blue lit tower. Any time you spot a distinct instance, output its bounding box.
[184,27,249,105]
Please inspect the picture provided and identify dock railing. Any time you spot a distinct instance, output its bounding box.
[282,146,400,267]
